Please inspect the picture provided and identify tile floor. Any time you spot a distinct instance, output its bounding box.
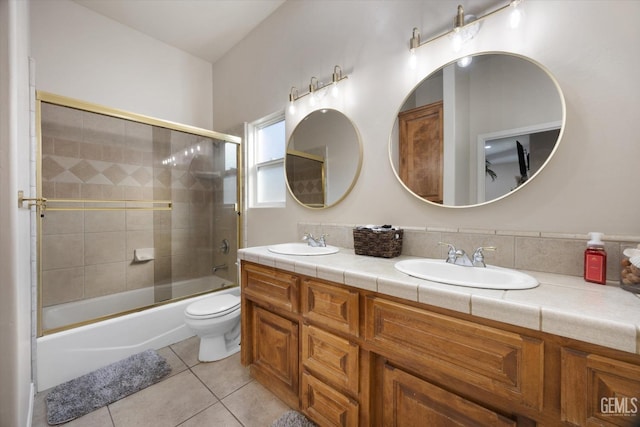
[31,336,293,427]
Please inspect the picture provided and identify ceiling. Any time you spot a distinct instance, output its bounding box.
[72,0,505,65]
[72,0,286,64]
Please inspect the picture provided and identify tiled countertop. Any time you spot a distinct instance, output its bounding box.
[238,245,640,355]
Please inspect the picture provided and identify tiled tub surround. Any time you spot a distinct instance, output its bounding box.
[39,102,238,330]
[238,243,640,355]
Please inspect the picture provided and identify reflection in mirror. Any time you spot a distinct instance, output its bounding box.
[286,109,362,209]
[390,53,565,207]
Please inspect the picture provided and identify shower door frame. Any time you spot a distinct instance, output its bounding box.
[35,91,242,337]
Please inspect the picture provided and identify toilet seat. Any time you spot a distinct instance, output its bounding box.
[185,294,240,319]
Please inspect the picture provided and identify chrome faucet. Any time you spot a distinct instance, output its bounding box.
[303,232,327,247]
[471,246,496,267]
[439,242,496,268]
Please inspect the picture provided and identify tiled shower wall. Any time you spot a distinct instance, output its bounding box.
[40,103,235,309]
[298,222,640,284]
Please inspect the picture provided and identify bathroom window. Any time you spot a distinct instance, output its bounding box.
[248,112,286,207]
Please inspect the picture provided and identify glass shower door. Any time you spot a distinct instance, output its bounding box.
[37,92,240,335]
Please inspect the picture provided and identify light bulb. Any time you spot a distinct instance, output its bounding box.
[309,92,317,107]
[457,56,472,67]
[509,0,522,29]
[510,7,522,29]
[409,49,417,69]
[451,31,463,52]
[288,101,296,115]
[331,82,339,98]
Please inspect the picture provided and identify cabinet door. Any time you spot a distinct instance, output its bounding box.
[382,363,516,427]
[301,279,359,336]
[242,262,299,313]
[398,101,443,203]
[366,297,544,409]
[561,348,640,426]
[250,306,299,408]
[302,371,359,427]
[302,324,359,394]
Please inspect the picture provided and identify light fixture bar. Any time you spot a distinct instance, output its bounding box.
[287,65,349,105]
[410,0,523,51]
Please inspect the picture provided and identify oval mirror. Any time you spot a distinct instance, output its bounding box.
[286,109,362,209]
[389,52,565,207]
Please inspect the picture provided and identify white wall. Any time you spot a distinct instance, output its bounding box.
[27,0,218,396]
[1,1,34,425]
[211,0,640,246]
[30,0,213,129]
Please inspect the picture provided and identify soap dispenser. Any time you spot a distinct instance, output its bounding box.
[584,232,607,285]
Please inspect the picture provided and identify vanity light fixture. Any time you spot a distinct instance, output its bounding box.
[331,65,344,97]
[309,76,319,106]
[450,5,479,52]
[409,0,524,59]
[409,27,421,69]
[287,65,349,111]
[288,87,299,114]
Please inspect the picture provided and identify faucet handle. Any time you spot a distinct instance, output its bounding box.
[472,246,496,267]
[438,242,457,263]
[473,246,496,255]
[438,242,456,250]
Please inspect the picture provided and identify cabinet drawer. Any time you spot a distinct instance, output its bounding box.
[242,262,299,313]
[301,279,359,336]
[382,363,517,427]
[366,297,543,409]
[302,325,359,394]
[250,306,299,408]
[561,348,640,426]
[301,371,359,427]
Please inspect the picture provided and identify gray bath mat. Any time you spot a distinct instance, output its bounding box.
[271,410,317,427]
[45,349,171,425]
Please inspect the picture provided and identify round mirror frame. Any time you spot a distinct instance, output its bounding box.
[389,51,566,208]
[286,109,363,209]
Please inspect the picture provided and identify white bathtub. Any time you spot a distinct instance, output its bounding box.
[36,278,239,391]
[42,275,231,331]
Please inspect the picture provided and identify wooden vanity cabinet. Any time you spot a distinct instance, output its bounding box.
[241,263,301,408]
[249,306,299,408]
[365,297,544,411]
[300,279,362,426]
[241,261,640,426]
[561,348,640,426]
[380,361,517,427]
[301,278,359,337]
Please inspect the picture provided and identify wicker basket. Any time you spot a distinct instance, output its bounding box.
[353,227,403,258]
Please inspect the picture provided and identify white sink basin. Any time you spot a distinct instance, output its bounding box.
[394,258,538,290]
[268,243,339,256]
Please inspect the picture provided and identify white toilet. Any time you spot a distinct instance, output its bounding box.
[184,290,241,362]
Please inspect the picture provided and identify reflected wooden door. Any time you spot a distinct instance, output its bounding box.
[398,101,443,203]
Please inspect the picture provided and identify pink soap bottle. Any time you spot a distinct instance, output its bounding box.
[584,232,607,285]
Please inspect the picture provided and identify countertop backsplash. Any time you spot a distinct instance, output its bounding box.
[297,222,640,284]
